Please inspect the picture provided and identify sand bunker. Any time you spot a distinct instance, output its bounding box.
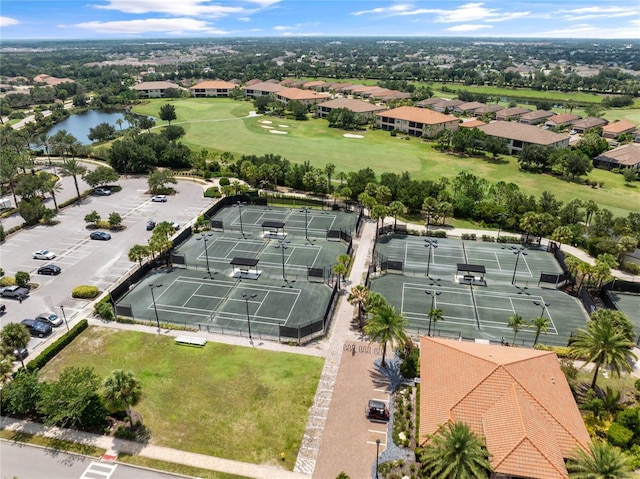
[261,125,274,129]
[260,120,273,124]
[343,133,364,139]
[269,130,288,135]
[278,124,290,128]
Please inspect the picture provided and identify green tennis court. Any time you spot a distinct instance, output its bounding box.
[606,291,640,339]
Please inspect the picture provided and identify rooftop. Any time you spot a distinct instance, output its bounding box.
[478,121,569,146]
[376,105,457,125]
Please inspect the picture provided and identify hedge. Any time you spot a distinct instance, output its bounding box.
[72,285,100,299]
[27,319,88,371]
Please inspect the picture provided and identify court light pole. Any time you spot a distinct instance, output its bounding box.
[510,246,528,285]
[375,438,381,479]
[149,283,163,332]
[300,207,311,241]
[242,292,257,341]
[496,213,509,241]
[235,201,246,237]
[424,239,438,278]
[59,305,69,333]
[425,290,442,337]
[534,300,550,319]
[196,233,213,276]
[275,240,291,281]
[425,206,435,233]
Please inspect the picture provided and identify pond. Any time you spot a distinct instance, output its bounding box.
[45,110,135,145]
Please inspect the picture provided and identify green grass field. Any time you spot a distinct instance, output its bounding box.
[40,327,323,469]
[132,98,639,216]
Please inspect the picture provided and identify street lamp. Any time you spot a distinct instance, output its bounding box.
[425,206,435,233]
[375,438,381,479]
[424,239,438,278]
[496,213,509,241]
[59,305,69,333]
[235,201,246,237]
[425,290,442,337]
[534,300,550,319]
[149,283,163,331]
[196,233,213,276]
[300,207,311,241]
[275,240,291,281]
[510,246,528,285]
[242,292,257,341]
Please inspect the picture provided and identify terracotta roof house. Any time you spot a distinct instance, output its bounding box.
[419,337,591,479]
[190,80,237,97]
[496,106,532,121]
[375,106,459,138]
[478,121,570,154]
[242,81,286,98]
[316,98,386,122]
[473,104,504,118]
[433,99,465,112]
[244,78,263,86]
[351,85,383,97]
[520,110,555,125]
[33,74,74,86]
[454,101,485,114]
[545,114,580,128]
[571,117,608,134]
[328,83,353,92]
[416,97,447,108]
[594,143,640,169]
[131,81,182,98]
[275,87,330,106]
[303,80,330,91]
[370,90,412,102]
[459,119,487,129]
[602,120,637,139]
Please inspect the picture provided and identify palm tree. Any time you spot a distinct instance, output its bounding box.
[59,158,87,201]
[347,284,369,328]
[418,421,492,479]
[0,322,31,368]
[428,308,444,337]
[567,440,633,479]
[332,262,346,289]
[103,369,142,428]
[508,313,525,345]
[570,316,637,390]
[388,200,406,231]
[128,244,150,267]
[41,172,63,211]
[363,303,407,367]
[529,316,550,346]
[324,162,335,195]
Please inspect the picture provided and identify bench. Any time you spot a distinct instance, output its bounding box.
[175,335,207,347]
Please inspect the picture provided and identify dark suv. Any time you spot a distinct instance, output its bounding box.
[21,319,52,337]
[365,399,390,422]
[0,285,29,300]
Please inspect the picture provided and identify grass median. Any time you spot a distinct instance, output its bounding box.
[40,326,324,470]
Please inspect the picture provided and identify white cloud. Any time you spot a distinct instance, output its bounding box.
[0,16,19,27]
[559,5,639,21]
[352,4,413,16]
[237,17,251,22]
[91,0,272,18]
[532,22,640,39]
[274,25,294,31]
[73,17,227,34]
[446,24,492,32]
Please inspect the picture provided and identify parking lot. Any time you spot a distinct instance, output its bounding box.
[0,173,213,353]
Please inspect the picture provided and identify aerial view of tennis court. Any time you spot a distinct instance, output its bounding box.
[115,204,358,339]
[370,235,589,346]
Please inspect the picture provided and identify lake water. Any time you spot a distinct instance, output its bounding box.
[45,110,133,145]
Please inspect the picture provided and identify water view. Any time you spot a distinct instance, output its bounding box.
[45,110,133,145]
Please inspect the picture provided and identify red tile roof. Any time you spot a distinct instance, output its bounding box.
[419,337,591,479]
[375,106,457,125]
[459,119,486,128]
[546,113,580,125]
[317,98,387,113]
[602,120,637,134]
[190,80,237,90]
[276,87,330,101]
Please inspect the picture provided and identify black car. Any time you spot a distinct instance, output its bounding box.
[37,263,62,275]
[0,286,29,300]
[365,400,390,422]
[21,319,52,337]
[13,347,28,361]
[90,231,111,241]
[146,219,156,231]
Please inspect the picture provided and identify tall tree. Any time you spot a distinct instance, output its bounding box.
[128,244,151,267]
[59,158,87,201]
[159,103,177,125]
[347,284,370,329]
[388,200,406,231]
[0,322,31,368]
[363,303,408,367]
[103,369,143,428]
[324,163,336,195]
[508,313,525,345]
[528,316,550,346]
[418,421,492,479]
[567,440,633,479]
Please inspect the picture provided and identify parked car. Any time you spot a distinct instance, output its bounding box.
[0,286,29,301]
[90,231,111,241]
[94,188,112,196]
[151,195,167,202]
[21,319,52,337]
[36,312,64,327]
[365,399,390,422]
[33,249,56,260]
[37,263,61,275]
[146,219,156,231]
[13,347,28,361]
[170,221,180,230]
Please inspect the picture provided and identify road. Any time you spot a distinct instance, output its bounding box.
[0,171,213,356]
[0,440,189,479]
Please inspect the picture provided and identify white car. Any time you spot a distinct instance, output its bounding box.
[33,250,56,260]
[170,221,180,230]
[151,195,167,202]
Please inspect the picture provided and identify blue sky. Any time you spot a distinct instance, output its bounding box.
[1,1,639,40]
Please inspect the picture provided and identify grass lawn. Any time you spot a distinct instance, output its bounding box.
[118,454,251,479]
[0,430,106,457]
[131,98,640,217]
[40,326,324,469]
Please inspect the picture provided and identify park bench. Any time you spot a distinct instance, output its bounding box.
[175,335,207,347]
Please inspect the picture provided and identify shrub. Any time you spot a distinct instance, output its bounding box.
[607,423,634,448]
[482,235,495,242]
[15,271,30,287]
[0,276,16,287]
[94,300,115,321]
[426,230,447,238]
[219,177,230,187]
[72,285,100,299]
[534,343,573,358]
[204,186,222,198]
[26,319,88,371]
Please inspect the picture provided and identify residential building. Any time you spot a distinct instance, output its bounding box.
[473,104,504,118]
[519,110,555,125]
[495,106,532,121]
[275,87,330,106]
[433,99,465,112]
[602,120,637,139]
[545,114,580,128]
[454,101,485,115]
[571,117,608,134]
[375,106,458,137]
[459,119,486,129]
[190,80,238,97]
[33,74,74,86]
[478,121,569,154]
[594,143,640,169]
[316,98,386,121]
[419,337,591,479]
[131,81,182,98]
[416,97,447,108]
[242,81,286,98]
